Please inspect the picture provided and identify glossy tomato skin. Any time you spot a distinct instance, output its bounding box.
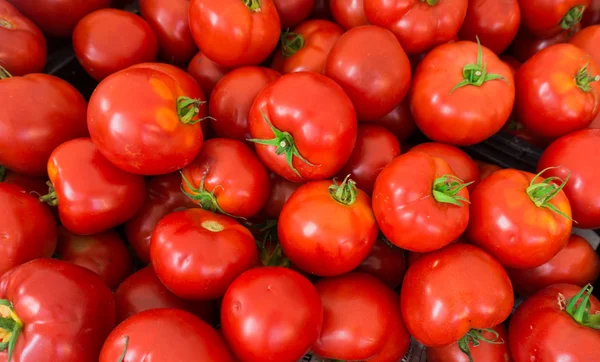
[88,63,205,175]
[330,0,368,29]
[263,173,301,219]
[364,0,468,54]
[509,284,600,361]
[273,0,315,28]
[100,308,234,362]
[367,297,411,362]
[248,72,357,182]
[47,138,146,235]
[189,0,280,67]
[0,0,46,76]
[209,67,280,141]
[373,98,417,142]
[0,73,87,176]
[357,238,407,289]
[187,51,230,98]
[537,129,600,229]
[0,259,116,362]
[509,27,576,63]
[519,0,590,38]
[272,19,343,74]
[401,243,514,347]
[221,267,323,362]
[570,25,600,128]
[427,324,512,362]
[411,40,515,145]
[372,152,470,252]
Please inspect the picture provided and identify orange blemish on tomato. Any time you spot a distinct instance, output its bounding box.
[156,107,179,132]
[550,73,576,95]
[149,78,174,101]
[47,161,57,182]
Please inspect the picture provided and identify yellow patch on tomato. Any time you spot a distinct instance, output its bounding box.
[550,72,575,95]
[47,160,57,182]
[149,78,174,101]
[156,107,179,132]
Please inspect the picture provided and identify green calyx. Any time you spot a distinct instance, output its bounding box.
[117,336,129,362]
[176,96,213,125]
[432,175,472,206]
[254,219,290,267]
[565,284,600,329]
[0,66,12,80]
[575,62,600,93]
[181,172,235,217]
[280,30,305,57]
[0,300,23,362]
[0,19,12,29]
[39,181,58,207]
[420,0,439,5]
[242,0,262,12]
[0,166,5,182]
[329,175,358,206]
[526,167,573,221]
[458,328,504,362]
[451,37,507,93]
[561,5,585,31]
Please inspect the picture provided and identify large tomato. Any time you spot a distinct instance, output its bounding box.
[519,0,590,38]
[357,237,407,289]
[0,259,115,362]
[509,27,575,63]
[570,25,600,128]
[262,173,302,219]
[372,98,417,142]
[248,72,357,182]
[427,324,512,362]
[372,151,470,252]
[330,0,368,29]
[410,40,514,145]
[272,0,315,28]
[187,51,230,98]
[364,0,468,54]
[88,63,205,175]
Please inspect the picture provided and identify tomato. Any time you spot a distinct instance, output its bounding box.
[248,72,357,182]
[0,73,87,176]
[372,98,417,142]
[509,27,576,63]
[356,237,406,289]
[337,124,401,195]
[1,170,48,196]
[44,138,146,235]
[427,324,512,362]
[372,152,470,252]
[475,160,502,181]
[273,0,315,28]
[189,0,280,67]
[410,40,514,145]
[570,25,600,129]
[509,284,600,361]
[263,173,301,219]
[401,244,514,350]
[209,67,280,141]
[458,0,520,54]
[583,0,600,25]
[0,259,115,362]
[368,299,412,362]
[537,129,600,229]
[519,0,589,38]
[364,0,468,54]
[330,0,368,29]
[8,0,109,37]
[272,19,343,75]
[187,51,230,98]
[313,272,410,360]
[221,267,323,362]
[88,63,205,175]
[100,308,233,362]
[279,177,378,276]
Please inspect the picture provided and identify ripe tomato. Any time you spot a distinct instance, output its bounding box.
[0,73,87,176]
[509,27,576,63]
[100,309,234,362]
[221,267,323,362]
[427,324,511,362]
[401,244,514,349]
[519,0,589,38]
[509,284,600,361]
[271,19,343,75]
[273,0,315,28]
[263,173,301,219]
[458,0,520,54]
[187,51,230,98]
[583,0,600,25]
[44,138,146,235]
[189,0,280,67]
[475,160,502,181]
[410,40,514,145]
[364,0,468,54]
[373,98,417,142]
[248,72,357,182]
[368,299,411,362]
[372,152,470,252]
[570,25,600,128]
[537,129,600,229]
[88,63,205,175]
[209,67,280,141]
[330,0,368,29]
[279,177,378,276]
[357,237,407,289]
[0,259,115,362]
[337,124,401,195]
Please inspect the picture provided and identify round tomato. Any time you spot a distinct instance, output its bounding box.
[187,51,230,98]
[356,237,407,289]
[330,0,368,29]
[248,72,357,182]
[373,98,417,142]
[410,40,514,145]
[519,0,589,38]
[262,173,302,219]
[509,27,576,63]
[273,0,315,28]
[427,324,511,362]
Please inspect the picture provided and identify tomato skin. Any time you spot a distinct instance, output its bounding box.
[100,308,234,362]
[209,67,280,141]
[400,243,514,347]
[372,152,470,252]
[0,259,116,362]
[426,324,512,362]
[475,160,502,181]
[372,98,416,142]
[501,55,522,73]
[2,171,49,196]
[187,51,230,98]
[357,238,407,289]
[330,0,368,29]
[0,74,88,176]
[519,0,590,38]
[47,138,146,235]
[509,284,600,361]
[367,297,411,362]
[509,27,575,63]
[458,0,520,54]
[273,0,316,28]
[189,0,280,67]
[263,173,301,219]
[570,25,600,129]
[221,267,323,362]
[583,0,600,26]
[248,72,357,182]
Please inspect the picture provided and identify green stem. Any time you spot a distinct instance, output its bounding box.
[561,5,585,31]
[565,284,600,329]
[176,96,213,125]
[280,31,305,57]
[450,37,507,93]
[420,0,439,4]
[328,175,357,206]
[526,167,574,221]
[0,19,12,29]
[180,172,237,218]
[0,66,12,80]
[0,166,5,182]
[575,63,600,93]
[432,175,472,206]
[0,299,23,362]
[39,181,58,207]
[118,336,129,362]
[242,0,262,12]
[458,328,504,362]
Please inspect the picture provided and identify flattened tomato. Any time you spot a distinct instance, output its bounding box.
[519,0,589,38]
[427,324,512,362]
[187,51,230,98]
[330,0,368,29]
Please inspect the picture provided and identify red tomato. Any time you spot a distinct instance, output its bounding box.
[583,0,600,25]
[273,0,316,28]
[401,244,514,348]
[271,19,343,74]
[263,173,301,219]
[88,63,205,175]
[100,309,233,362]
[1,170,49,196]
[311,0,333,19]
[44,138,146,235]
[570,25,600,129]
[189,0,280,67]
[337,124,401,195]
[330,0,368,29]
[248,71,357,182]
[427,324,512,362]
[509,27,576,63]
[221,267,323,362]
[501,55,522,73]
[187,51,229,99]
[475,160,502,181]
[537,129,600,229]
[209,67,280,141]
[0,259,115,361]
[279,177,378,276]
[368,301,411,362]
[357,238,407,289]
[458,0,520,54]
[519,0,589,38]
[372,98,417,142]
[0,73,87,176]
[372,152,470,252]
[410,40,514,145]
[364,0,468,54]
[509,284,600,361]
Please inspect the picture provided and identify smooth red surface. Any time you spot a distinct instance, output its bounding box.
[187,51,230,98]
[273,0,315,28]
[570,25,600,129]
[519,0,590,38]
[427,324,512,362]
[330,0,368,29]
[263,173,301,219]
[372,98,417,142]
[357,238,407,289]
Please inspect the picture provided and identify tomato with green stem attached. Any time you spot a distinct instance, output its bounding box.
[518,0,590,38]
[427,324,511,362]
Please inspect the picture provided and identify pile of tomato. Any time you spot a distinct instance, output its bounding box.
[1,0,600,361]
